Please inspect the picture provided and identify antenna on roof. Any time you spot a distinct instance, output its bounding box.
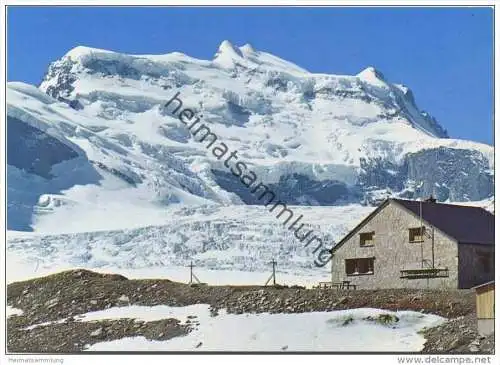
[420,198,424,268]
[418,196,436,270]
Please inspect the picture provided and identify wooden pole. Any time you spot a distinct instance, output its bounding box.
[273,259,278,285]
[431,227,435,269]
[264,259,278,286]
[189,261,193,284]
[420,200,424,268]
[272,259,277,286]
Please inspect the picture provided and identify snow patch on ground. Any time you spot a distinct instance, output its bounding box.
[81,304,445,352]
[7,306,24,317]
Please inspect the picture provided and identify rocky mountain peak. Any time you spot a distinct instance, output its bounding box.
[356,66,388,87]
[240,43,256,55]
[216,40,243,57]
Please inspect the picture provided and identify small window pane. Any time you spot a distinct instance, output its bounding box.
[345,259,356,275]
[345,258,374,276]
[409,227,425,242]
[360,232,375,246]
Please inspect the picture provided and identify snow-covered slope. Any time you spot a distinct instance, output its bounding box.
[6,41,494,279]
[7,82,227,231]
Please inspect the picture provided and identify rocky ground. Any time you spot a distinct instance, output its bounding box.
[6,269,494,353]
[421,314,494,354]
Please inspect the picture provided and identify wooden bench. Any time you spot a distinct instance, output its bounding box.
[316,281,357,290]
[339,280,357,290]
[316,281,334,289]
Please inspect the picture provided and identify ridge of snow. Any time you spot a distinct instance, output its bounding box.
[64,45,116,60]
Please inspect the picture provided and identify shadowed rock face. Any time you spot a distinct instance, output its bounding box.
[212,146,493,206]
[402,148,493,201]
[7,116,79,179]
[212,170,356,206]
[359,147,493,203]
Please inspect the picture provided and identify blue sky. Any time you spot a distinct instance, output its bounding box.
[7,6,494,145]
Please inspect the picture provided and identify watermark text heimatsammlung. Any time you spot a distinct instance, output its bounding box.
[163,92,333,267]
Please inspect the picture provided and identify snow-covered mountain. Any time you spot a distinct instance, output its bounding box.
[6,41,493,280]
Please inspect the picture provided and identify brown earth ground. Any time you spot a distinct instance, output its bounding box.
[6,269,494,353]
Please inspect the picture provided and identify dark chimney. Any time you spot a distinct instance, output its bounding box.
[425,195,437,203]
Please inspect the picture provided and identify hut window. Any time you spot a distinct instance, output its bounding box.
[409,227,425,243]
[360,232,375,246]
[345,258,375,276]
